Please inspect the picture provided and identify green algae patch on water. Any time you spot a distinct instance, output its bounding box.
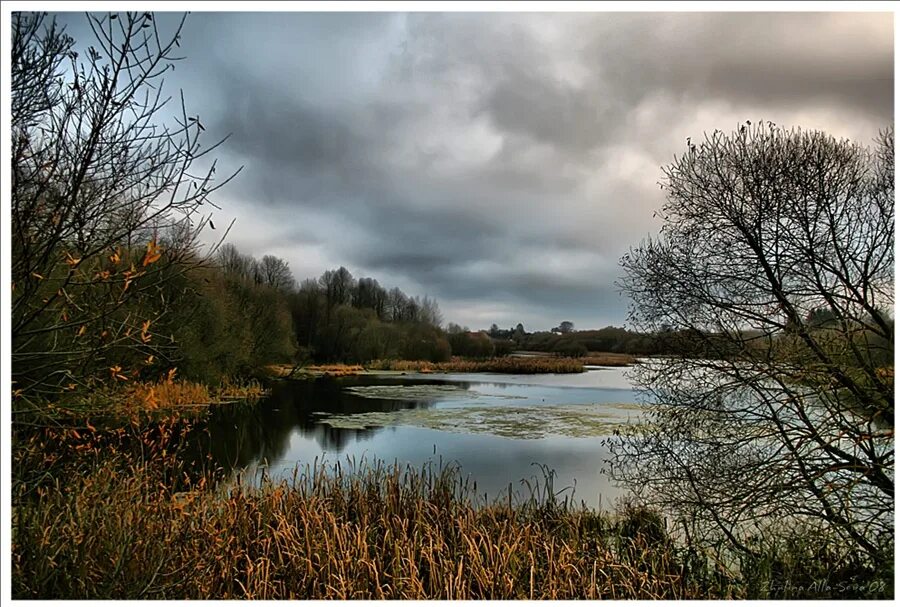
[343,383,528,402]
[344,384,472,400]
[311,402,648,439]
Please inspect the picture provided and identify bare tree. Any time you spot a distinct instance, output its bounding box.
[217,243,255,282]
[319,267,353,312]
[258,255,296,293]
[11,12,239,396]
[613,123,894,563]
[418,295,443,327]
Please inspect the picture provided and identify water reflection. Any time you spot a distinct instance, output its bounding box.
[197,376,441,470]
[187,369,639,508]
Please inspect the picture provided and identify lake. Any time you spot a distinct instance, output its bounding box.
[195,366,648,509]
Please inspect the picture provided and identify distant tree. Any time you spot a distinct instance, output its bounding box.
[386,287,408,322]
[447,322,465,334]
[320,267,353,312]
[806,307,839,329]
[557,321,575,334]
[257,255,296,293]
[418,295,443,327]
[449,331,494,359]
[291,278,324,350]
[614,123,894,563]
[551,340,587,357]
[353,277,386,317]
[218,244,255,281]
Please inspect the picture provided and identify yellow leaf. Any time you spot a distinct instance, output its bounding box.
[77,325,86,337]
[64,251,81,267]
[145,387,159,410]
[142,239,162,267]
[31,272,44,280]
[141,319,152,343]
[109,248,121,265]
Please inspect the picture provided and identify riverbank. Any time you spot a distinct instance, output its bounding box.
[265,353,637,379]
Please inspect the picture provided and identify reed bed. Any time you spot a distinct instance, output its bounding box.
[582,352,637,367]
[13,451,705,600]
[14,379,266,427]
[368,356,585,374]
[12,417,891,600]
[306,364,367,376]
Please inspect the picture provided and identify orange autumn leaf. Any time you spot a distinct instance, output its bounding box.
[140,319,152,343]
[145,387,159,410]
[142,239,162,266]
[64,251,81,267]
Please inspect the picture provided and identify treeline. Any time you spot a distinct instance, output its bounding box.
[481,310,893,365]
[177,245,454,377]
[290,265,449,364]
[477,325,662,358]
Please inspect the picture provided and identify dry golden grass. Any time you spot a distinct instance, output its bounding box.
[581,352,638,367]
[12,453,708,600]
[307,364,366,376]
[368,357,585,374]
[268,354,637,379]
[111,379,265,417]
[264,363,297,378]
[12,410,891,600]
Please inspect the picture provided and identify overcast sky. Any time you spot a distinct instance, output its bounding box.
[52,10,893,332]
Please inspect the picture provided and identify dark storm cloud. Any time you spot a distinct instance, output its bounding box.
[48,11,893,329]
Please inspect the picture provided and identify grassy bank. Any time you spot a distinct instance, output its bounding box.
[265,353,639,379]
[582,352,637,366]
[369,356,586,374]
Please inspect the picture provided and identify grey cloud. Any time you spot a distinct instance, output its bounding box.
[46,11,893,330]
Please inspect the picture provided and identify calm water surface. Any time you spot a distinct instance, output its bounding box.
[197,367,648,508]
